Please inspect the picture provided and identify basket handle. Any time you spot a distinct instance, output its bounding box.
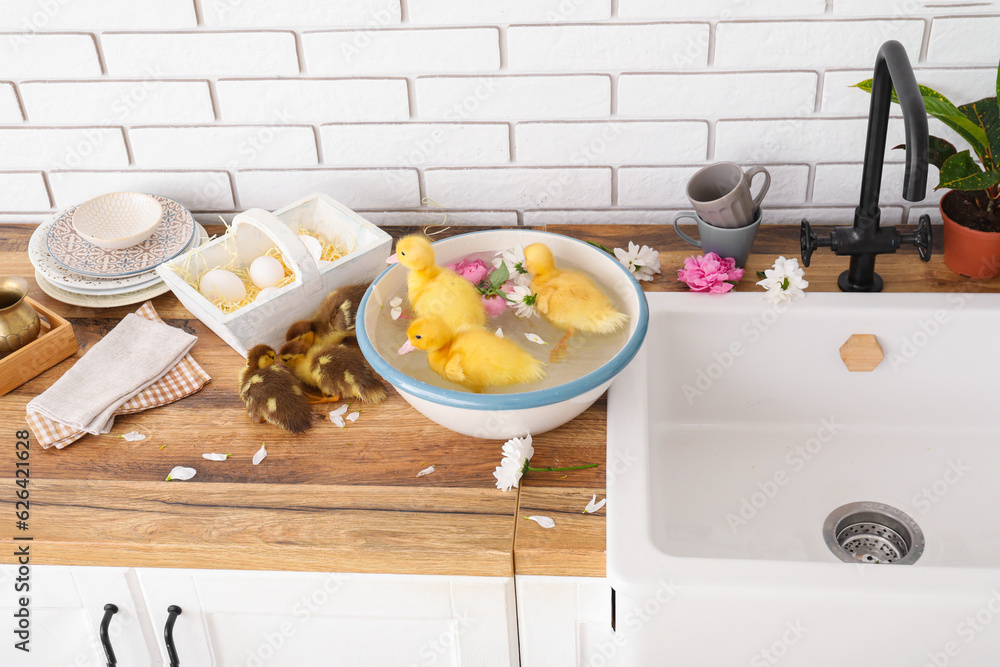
[232,208,323,296]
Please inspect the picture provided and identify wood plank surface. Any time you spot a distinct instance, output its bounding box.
[2,221,999,577]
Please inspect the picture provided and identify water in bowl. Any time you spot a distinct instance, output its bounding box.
[371,266,631,394]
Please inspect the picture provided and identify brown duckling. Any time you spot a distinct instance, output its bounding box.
[285,283,369,348]
[238,344,314,434]
[279,339,387,405]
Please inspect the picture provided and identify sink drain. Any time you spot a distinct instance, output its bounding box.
[823,502,924,565]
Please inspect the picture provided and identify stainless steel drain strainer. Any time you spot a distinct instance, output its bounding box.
[823,502,924,565]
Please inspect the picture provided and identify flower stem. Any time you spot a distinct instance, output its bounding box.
[526,463,599,472]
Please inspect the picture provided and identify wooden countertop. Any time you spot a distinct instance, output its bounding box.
[1,222,997,577]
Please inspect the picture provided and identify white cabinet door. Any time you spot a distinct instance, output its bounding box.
[0,564,157,666]
[136,568,520,667]
[515,575,613,667]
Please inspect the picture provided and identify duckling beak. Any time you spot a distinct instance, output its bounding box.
[386,253,398,264]
[398,339,418,355]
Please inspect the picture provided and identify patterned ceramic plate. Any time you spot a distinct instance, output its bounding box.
[35,270,172,307]
[45,195,195,277]
[30,212,201,292]
[37,224,208,296]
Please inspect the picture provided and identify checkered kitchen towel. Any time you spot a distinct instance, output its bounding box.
[26,302,211,449]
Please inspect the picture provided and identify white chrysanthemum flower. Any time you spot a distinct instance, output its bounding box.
[506,285,538,318]
[493,456,524,492]
[493,434,534,492]
[503,434,534,463]
[493,246,529,278]
[614,242,662,281]
[756,256,809,304]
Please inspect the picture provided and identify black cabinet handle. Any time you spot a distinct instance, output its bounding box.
[100,603,119,667]
[164,605,182,667]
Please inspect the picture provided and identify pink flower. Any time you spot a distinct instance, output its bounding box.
[447,258,491,285]
[677,253,745,294]
[483,294,508,317]
[483,283,516,317]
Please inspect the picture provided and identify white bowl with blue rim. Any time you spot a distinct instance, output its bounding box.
[356,230,649,439]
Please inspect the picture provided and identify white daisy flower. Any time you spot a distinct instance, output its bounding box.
[493,246,529,279]
[614,242,662,281]
[506,285,538,318]
[756,256,809,304]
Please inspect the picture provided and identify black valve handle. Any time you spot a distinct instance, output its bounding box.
[800,219,832,267]
[164,605,182,667]
[100,604,119,667]
[914,214,933,262]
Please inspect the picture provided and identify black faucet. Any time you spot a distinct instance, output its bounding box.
[801,40,933,292]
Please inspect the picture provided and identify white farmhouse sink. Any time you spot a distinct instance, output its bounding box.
[607,291,1000,666]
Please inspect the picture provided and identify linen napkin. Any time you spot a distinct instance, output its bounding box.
[26,302,207,448]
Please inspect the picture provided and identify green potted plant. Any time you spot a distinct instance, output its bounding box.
[856,63,1000,278]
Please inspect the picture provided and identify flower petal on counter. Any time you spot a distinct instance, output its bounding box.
[252,444,267,466]
[202,453,229,461]
[416,465,436,477]
[526,515,555,529]
[120,431,146,441]
[583,494,607,514]
[328,404,349,428]
[165,466,196,481]
[346,411,360,423]
[524,333,546,345]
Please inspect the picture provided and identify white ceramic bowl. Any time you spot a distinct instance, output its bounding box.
[356,230,649,439]
[71,192,163,250]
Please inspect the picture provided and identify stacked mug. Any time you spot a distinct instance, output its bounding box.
[673,162,770,268]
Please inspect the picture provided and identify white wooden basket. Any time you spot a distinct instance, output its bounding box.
[157,193,392,357]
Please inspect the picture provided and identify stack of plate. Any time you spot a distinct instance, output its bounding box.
[29,194,208,308]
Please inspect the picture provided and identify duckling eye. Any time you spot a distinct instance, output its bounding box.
[414,334,422,340]
[400,251,406,256]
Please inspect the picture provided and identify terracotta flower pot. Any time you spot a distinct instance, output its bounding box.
[941,190,1000,279]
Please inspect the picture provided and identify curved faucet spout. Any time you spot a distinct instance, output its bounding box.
[860,40,929,216]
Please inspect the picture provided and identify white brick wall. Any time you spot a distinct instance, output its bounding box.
[0,3,993,224]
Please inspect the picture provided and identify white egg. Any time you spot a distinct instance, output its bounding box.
[298,234,323,262]
[200,269,246,303]
[254,286,278,302]
[249,255,285,289]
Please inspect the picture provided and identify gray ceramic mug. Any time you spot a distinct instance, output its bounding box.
[687,162,770,228]
[673,208,763,268]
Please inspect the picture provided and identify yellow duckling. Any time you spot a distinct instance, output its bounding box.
[238,344,314,434]
[407,317,545,393]
[279,340,387,404]
[394,235,485,333]
[523,243,629,361]
[285,283,369,348]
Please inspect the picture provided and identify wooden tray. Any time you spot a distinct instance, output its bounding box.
[0,297,77,397]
